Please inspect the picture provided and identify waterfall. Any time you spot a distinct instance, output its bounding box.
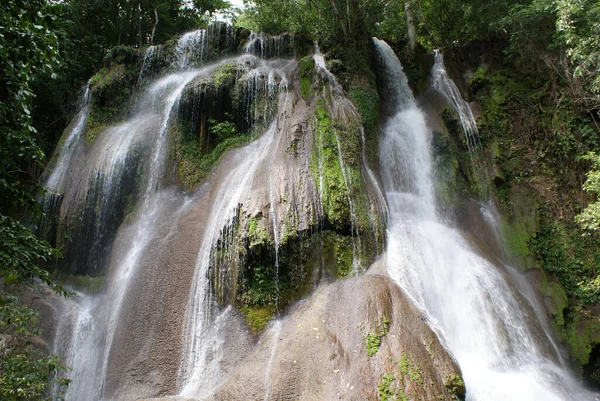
[177,62,293,391]
[432,50,480,150]
[374,37,597,401]
[45,28,250,399]
[244,32,295,59]
[177,122,279,396]
[45,84,91,194]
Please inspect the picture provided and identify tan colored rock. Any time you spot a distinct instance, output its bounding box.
[207,273,462,401]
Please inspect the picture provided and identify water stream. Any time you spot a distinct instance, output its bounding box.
[431,50,480,151]
[375,37,597,401]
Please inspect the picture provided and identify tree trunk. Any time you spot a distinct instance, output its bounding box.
[329,0,348,36]
[405,1,417,52]
[150,8,159,45]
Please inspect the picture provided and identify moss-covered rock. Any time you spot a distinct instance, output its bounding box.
[298,56,315,99]
[86,50,143,144]
[241,306,274,335]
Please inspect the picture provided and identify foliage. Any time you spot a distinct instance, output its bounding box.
[0,0,59,218]
[0,294,70,400]
[398,352,422,385]
[366,316,390,357]
[444,373,466,399]
[531,206,600,304]
[298,56,315,99]
[247,216,271,248]
[501,0,559,62]
[576,153,600,232]
[378,372,400,401]
[178,132,249,188]
[556,0,600,110]
[349,84,379,138]
[309,102,350,230]
[0,1,71,397]
[212,63,238,88]
[208,118,238,142]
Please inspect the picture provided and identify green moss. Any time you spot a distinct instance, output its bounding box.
[176,119,249,188]
[247,215,271,248]
[90,67,114,89]
[241,306,274,334]
[378,373,406,401]
[212,62,238,88]
[239,264,278,307]
[349,84,379,137]
[320,231,353,277]
[85,124,108,145]
[309,101,350,230]
[531,207,600,304]
[298,56,315,99]
[499,219,531,258]
[86,62,139,144]
[539,274,569,327]
[55,273,107,294]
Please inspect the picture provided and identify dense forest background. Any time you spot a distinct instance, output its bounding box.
[2,0,600,398]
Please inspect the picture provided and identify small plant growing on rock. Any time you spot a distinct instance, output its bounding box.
[366,316,390,356]
[444,373,466,400]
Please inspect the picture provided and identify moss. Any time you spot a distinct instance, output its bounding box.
[309,101,350,230]
[85,124,108,145]
[543,279,568,326]
[499,218,531,258]
[175,119,249,188]
[55,273,107,294]
[378,373,406,401]
[86,61,140,144]
[398,352,423,385]
[247,215,271,248]
[349,84,379,138]
[103,45,139,65]
[298,56,315,99]
[561,315,600,371]
[241,306,274,335]
[212,62,238,89]
[321,231,353,278]
[530,207,600,304]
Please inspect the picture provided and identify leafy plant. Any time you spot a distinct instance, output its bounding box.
[366,316,390,357]
[576,152,600,232]
[444,373,466,400]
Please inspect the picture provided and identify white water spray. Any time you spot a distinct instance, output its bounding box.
[178,121,280,396]
[45,85,91,193]
[432,50,480,150]
[375,37,597,401]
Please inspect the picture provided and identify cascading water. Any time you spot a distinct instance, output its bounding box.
[244,32,295,59]
[45,26,255,400]
[44,85,91,194]
[374,37,598,401]
[40,84,92,245]
[178,57,293,395]
[432,50,480,150]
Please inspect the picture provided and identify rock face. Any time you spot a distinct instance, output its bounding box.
[136,271,463,401]
[209,272,462,401]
